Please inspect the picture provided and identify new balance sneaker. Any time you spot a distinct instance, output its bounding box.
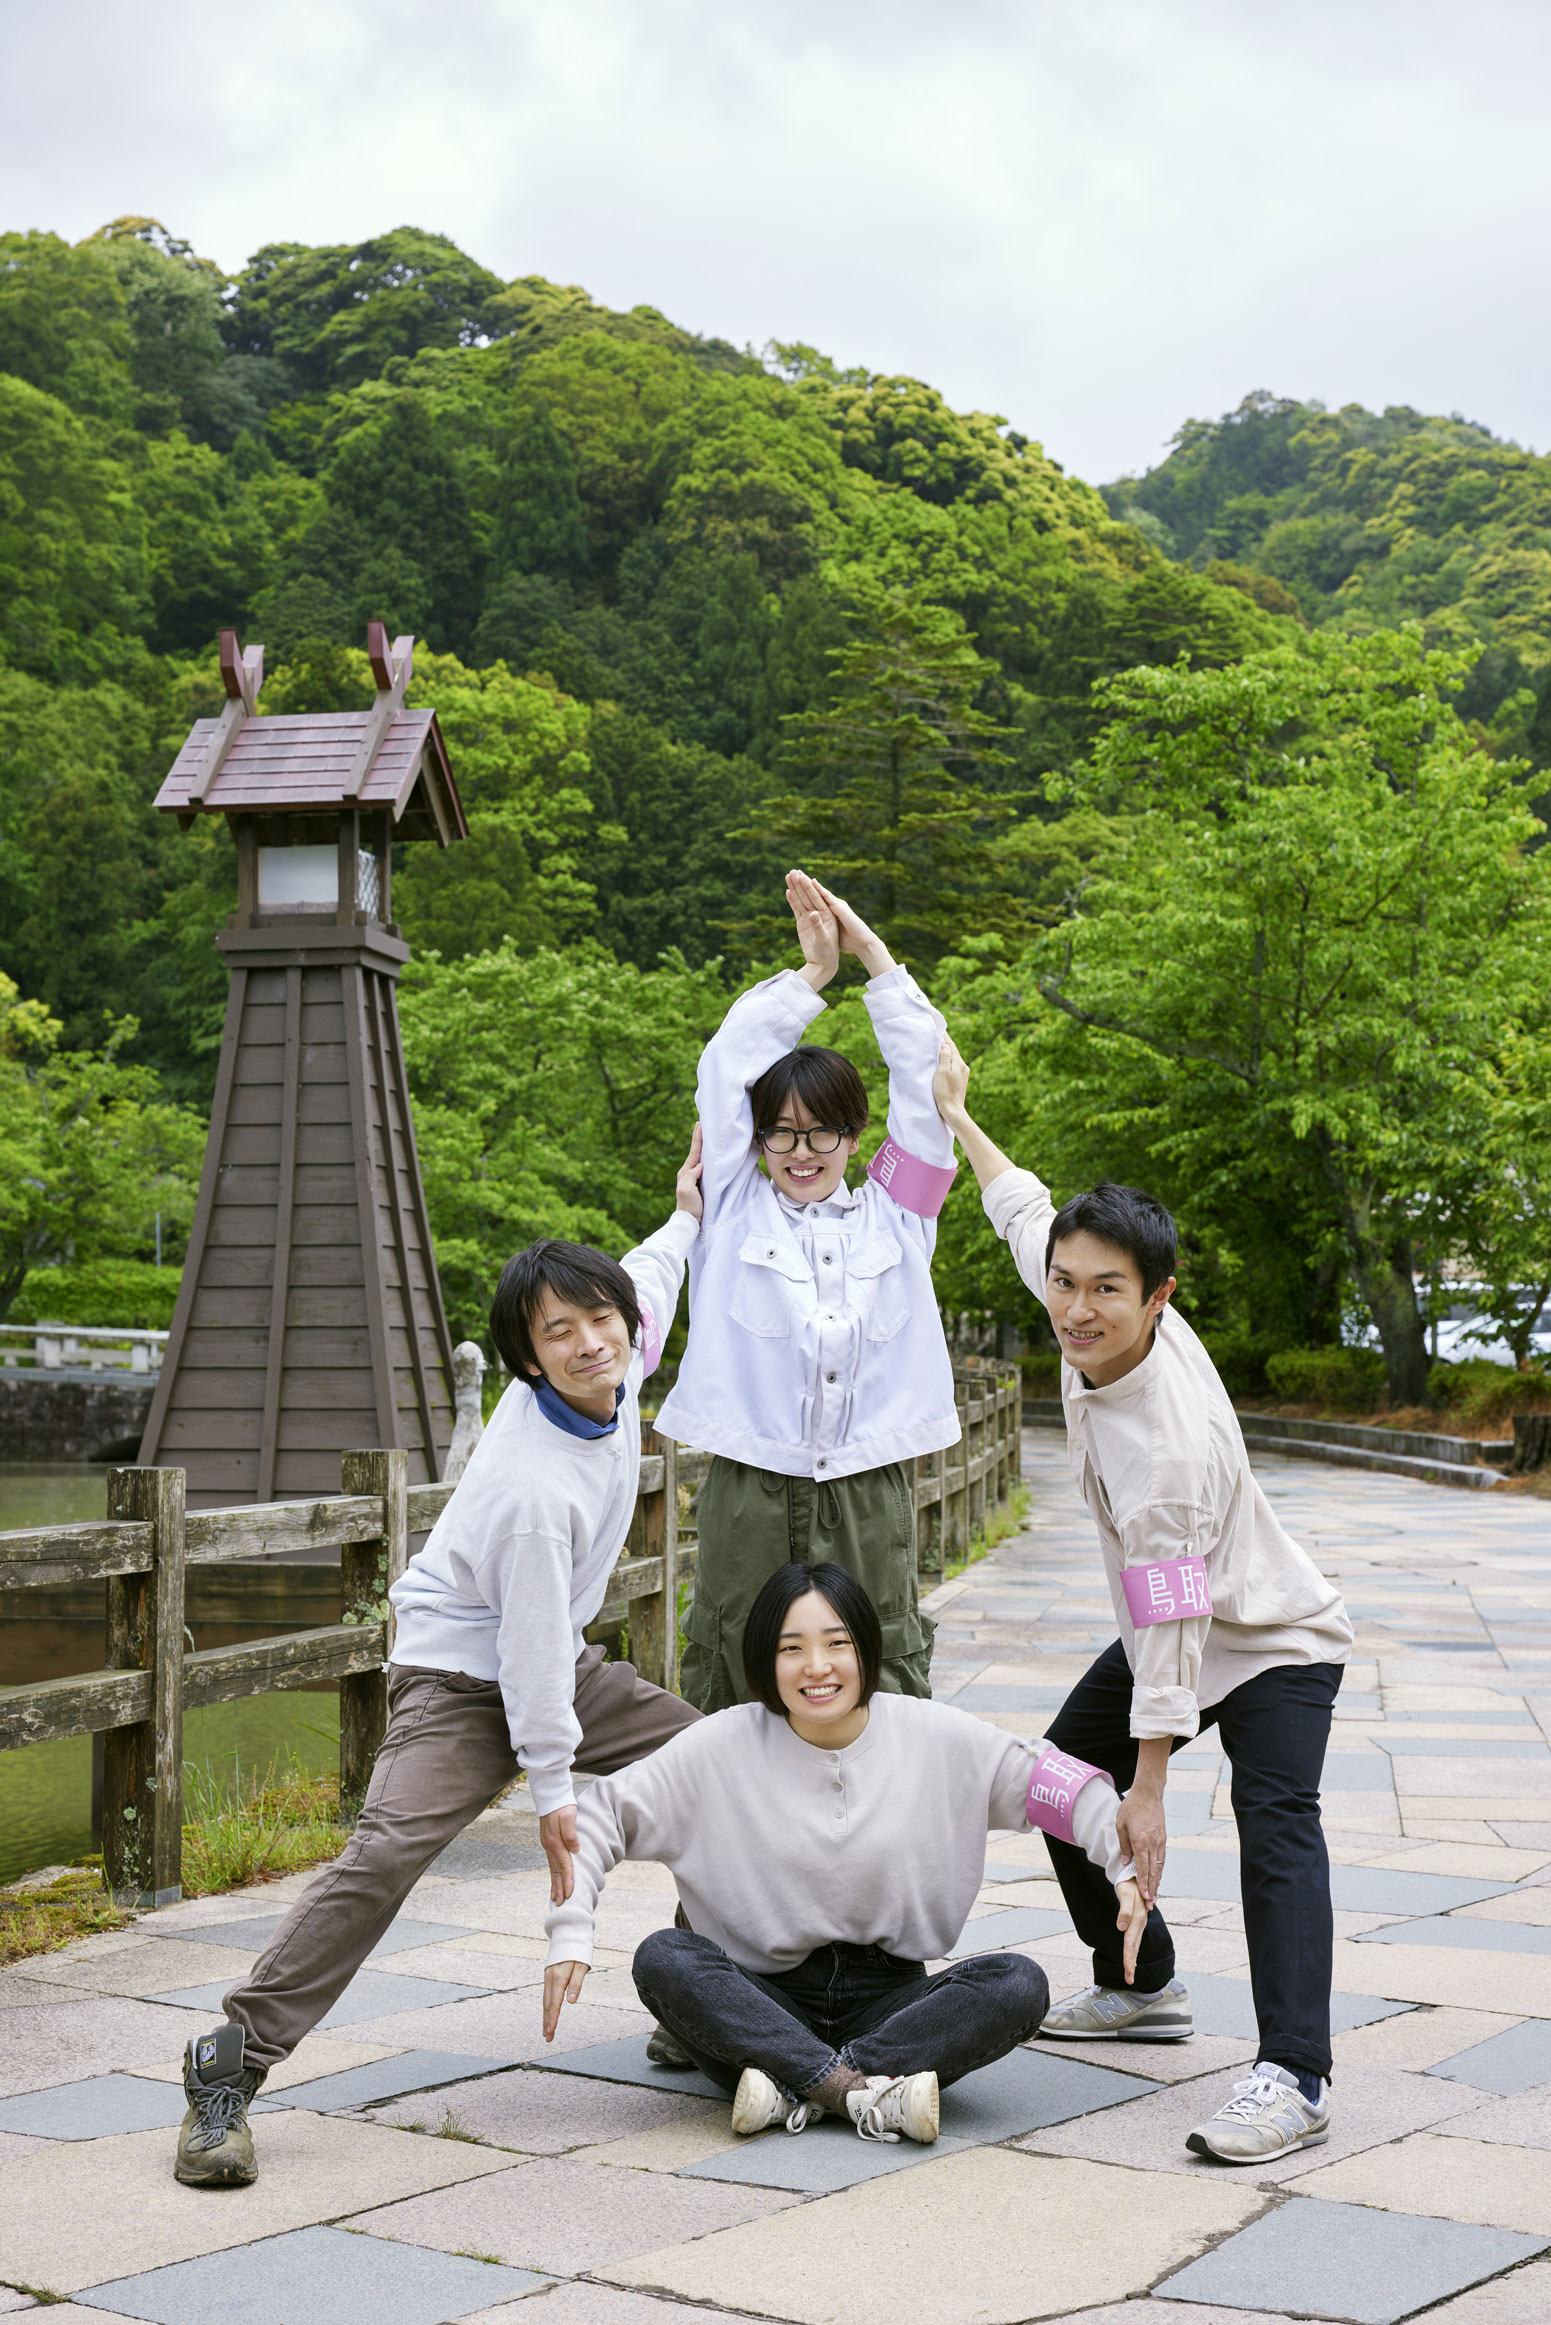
[646,2023,694,2068]
[1040,1979,1193,2042]
[846,2073,940,2145]
[175,2023,265,2186]
[731,2066,819,2136]
[1186,2063,1330,2163]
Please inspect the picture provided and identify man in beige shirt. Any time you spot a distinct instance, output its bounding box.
[936,1041,1352,2166]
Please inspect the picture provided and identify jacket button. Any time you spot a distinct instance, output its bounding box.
[826,1372,837,1383]
[817,1459,827,1470]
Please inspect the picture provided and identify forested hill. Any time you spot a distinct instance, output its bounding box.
[0,217,1288,1101]
[1105,390,1551,762]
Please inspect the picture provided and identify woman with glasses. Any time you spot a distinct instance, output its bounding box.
[656,868,961,1715]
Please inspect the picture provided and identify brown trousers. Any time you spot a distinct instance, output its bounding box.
[223,1647,701,2069]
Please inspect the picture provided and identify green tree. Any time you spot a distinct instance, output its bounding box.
[0,975,204,1319]
[0,378,150,679]
[397,940,724,1340]
[0,231,132,421]
[746,581,1016,969]
[224,229,504,394]
[995,631,1551,1402]
[492,401,588,576]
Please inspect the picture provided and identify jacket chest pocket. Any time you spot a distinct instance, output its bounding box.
[850,1233,910,1343]
[730,1233,813,1339]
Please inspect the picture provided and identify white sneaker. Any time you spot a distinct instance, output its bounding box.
[1040,1979,1193,2041]
[1186,2063,1330,2163]
[731,2066,819,2136]
[846,2073,939,2145]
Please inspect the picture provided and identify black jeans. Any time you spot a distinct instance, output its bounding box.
[1043,1640,1343,2082]
[633,1928,1048,2102]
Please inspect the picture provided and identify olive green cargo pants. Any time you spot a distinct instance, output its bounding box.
[680,1457,934,1713]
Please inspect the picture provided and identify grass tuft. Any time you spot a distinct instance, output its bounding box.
[179,1758,346,1898]
[0,1867,134,1969]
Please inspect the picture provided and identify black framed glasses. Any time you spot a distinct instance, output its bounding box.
[757,1125,849,1155]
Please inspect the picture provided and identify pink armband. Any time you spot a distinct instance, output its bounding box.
[1120,1557,1212,1626]
[638,1306,662,1378]
[1026,1743,1115,1845]
[865,1137,958,1217]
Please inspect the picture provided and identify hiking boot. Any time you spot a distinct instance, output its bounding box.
[175,2023,264,2186]
[846,2072,939,2145]
[646,2022,694,2068]
[1186,2063,1330,2163]
[731,2066,819,2136]
[1040,1979,1193,2041]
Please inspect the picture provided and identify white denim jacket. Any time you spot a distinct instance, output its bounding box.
[655,968,961,1479]
[984,1166,1352,1739]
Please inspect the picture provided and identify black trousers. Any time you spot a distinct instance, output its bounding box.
[634,1928,1048,2101]
[1044,1640,1343,2082]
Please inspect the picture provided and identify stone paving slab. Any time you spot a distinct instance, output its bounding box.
[342,1993,653,2062]
[948,1904,1072,1953]
[365,1943,549,1991]
[20,1939,268,1997]
[610,2145,1266,2325]
[0,2072,189,2140]
[452,2288,780,2325]
[132,2030,403,2093]
[1327,1938,1551,2013]
[1022,2061,1483,2183]
[1432,2027,1551,2101]
[365,2062,727,2152]
[682,2120,975,2191]
[1420,2257,1551,2321]
[1296,2128,1551,2232]
[347,2152,801,2274]
[1161,1851,1515,1916]
[252,2049,515,2114]
[1358,1916,1551,1956]
[1433,2083,1551,2150]
[0,2108,515,2293]
[1152,2194,1549,2324]
[536,2029,728,2099]
[146,1968,491,2026]
[0,1995,213,2099]
[1334,2007,1525,2074]
[74,2223,545,2323]
[150,1911,478,1958]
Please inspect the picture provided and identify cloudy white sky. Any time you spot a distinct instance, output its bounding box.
[4,0,1547,483]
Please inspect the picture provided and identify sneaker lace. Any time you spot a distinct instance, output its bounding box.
[855,2081,903,2144]
[1217,2069,1292,2123]
[188,2078,251,2153]
[784,2101,815,2135]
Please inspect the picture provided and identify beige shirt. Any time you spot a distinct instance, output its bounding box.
[984,1167,1352,1739]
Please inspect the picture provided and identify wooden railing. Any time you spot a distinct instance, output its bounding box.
[0,1362,1022,1906]
[0,1322,168,1374]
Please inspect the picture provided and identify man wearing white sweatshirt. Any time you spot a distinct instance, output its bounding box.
[934,1042,1352,2167]
[172,1144,703,2189]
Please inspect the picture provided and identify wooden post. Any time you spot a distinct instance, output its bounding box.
[338,1447,408,1821]
[627,1430,680,1693]
[102,1466,186,1906]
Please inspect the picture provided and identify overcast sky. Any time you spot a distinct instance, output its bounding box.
[4,0,1547,483]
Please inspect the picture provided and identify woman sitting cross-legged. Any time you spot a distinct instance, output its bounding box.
[543,1562,1146,2145]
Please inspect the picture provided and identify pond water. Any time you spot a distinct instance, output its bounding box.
[1,1464,340,1887]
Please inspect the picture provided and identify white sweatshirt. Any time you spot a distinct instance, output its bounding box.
[388,1209,697,1814]
[985,1167,1352,1739]
[544,1692,1131,1973]
[655,967,961,1478]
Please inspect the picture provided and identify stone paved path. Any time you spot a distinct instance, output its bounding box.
[2,1428,1550,2324]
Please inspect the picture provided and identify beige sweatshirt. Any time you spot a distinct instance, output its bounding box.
[544,1693,1131,1973]
[984,1167,1352,1740]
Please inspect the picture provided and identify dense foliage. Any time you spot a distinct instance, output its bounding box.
[1107,391,1551,771]
[2,215,1546,1388]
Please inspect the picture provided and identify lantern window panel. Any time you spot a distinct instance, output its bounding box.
[258,845,339,909]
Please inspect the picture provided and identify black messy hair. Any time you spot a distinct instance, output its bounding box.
[1044,1181,1178,1303]
[748,1045,869,1142]
[489,1239,642,1381]
[741,1561,884,1714]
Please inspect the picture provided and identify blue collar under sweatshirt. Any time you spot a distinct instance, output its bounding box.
[533,1376,624,1440]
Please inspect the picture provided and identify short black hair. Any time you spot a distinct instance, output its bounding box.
[489,1239,642,1380]
[1044,1181,1177,1303]
[748,1046,869,1141]
[741,1561,884,1714]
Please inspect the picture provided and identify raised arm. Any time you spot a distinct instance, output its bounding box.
[985,1726,1148,1980]
[619,1137,701,1375]
[934,1035,1056,1302]
[803,877,957,1236]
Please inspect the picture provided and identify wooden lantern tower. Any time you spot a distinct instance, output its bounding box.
[139,625,469,1509]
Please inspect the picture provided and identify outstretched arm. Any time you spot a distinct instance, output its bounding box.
[933,1037,1017,1192]
[934,1036,1057,1304]
[693,884,831,1218]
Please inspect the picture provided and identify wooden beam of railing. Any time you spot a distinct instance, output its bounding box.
[184,1622,388,1709]
[185,1496,386,1563]
[0,1665,153,1751]
[0,1520,154,1590]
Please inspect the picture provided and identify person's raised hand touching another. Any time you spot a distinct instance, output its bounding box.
[540,1805,580,1905]
[810,877,895,981]
[675,1124,704,1223]
[933,1035,970,1125]
[786,868,839,992]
